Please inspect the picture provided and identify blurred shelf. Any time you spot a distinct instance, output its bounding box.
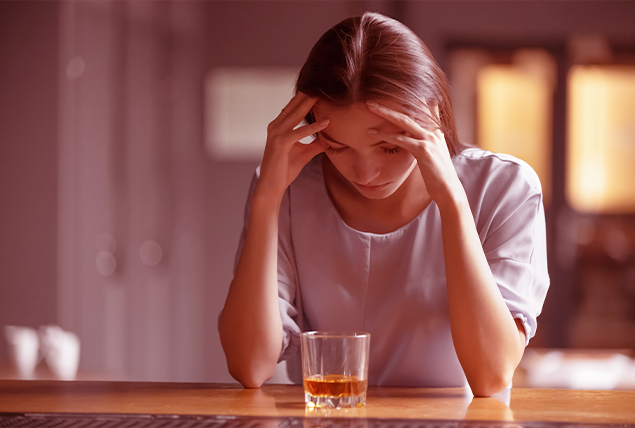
[514,348,635,390]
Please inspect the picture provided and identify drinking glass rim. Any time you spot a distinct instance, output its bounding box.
[301,331,370,339]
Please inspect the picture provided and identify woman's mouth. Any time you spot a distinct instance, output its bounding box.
[353,182,390,192]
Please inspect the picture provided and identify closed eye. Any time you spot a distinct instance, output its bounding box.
[382,147,400,154]
[318,133,347,155]
[326,146,346,155]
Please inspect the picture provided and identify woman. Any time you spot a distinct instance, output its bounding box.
[218,12,549,396]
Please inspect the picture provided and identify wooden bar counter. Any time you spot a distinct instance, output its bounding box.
[1,380,635,424]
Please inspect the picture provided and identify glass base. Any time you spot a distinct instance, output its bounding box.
[305,392,366,409]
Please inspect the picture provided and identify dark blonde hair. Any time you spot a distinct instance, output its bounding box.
[296,12,465,156]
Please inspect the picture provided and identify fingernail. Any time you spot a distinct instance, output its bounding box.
[366,100,379,108]
[367,129,378,135]
[319,119,330,126]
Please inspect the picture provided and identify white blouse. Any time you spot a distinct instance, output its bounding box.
[235,148,550,387]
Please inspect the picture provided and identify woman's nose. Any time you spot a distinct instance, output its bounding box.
[353,156,381,185]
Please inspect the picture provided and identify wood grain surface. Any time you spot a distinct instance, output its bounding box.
[1,381,634,424]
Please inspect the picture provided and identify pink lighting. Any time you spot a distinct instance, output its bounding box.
[1,1,635,387]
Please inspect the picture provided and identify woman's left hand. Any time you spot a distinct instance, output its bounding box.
[366,100,464,209]
[368,101,524,396]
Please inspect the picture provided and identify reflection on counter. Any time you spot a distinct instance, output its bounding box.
[305,405,367,420]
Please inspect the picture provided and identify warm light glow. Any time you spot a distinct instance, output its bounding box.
[567,66,635,213]
[477,65,553,203]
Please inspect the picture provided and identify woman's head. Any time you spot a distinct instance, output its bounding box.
[296,12,464,156]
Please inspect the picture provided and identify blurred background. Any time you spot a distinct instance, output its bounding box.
[1,0,635,388]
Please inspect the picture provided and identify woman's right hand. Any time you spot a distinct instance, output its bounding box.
[255,92,330,202]
[220,92,327,388]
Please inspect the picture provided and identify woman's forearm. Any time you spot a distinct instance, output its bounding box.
[219,94,325,388]
[438,191,525,396]
[219,190,284,388]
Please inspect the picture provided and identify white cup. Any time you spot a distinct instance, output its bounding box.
[39,325,81,380]
[4,326,40,379]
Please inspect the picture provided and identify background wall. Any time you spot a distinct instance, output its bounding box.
[1,0,634,383]
[0,1,59,366]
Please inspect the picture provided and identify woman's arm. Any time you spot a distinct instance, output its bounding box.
[366,101,526,396]
[219,191,285,388]
[218,93,328,388]
[437,186,526,396]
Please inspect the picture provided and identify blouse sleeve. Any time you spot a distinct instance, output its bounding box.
[232,168,302,362]
[462,152,550,346]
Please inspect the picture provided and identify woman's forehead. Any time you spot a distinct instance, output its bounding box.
[314,102,396,129]
[314,99,432,120]
[314,98,404,113]
[313,102,407,149]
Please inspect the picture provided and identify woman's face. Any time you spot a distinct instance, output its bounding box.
[312,102,418,200]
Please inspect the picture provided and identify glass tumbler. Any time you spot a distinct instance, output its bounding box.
[300,331,370,408]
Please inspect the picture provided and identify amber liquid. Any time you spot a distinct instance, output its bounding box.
[303,374,368,398]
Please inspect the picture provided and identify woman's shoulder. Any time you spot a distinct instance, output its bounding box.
[453,147,543,197]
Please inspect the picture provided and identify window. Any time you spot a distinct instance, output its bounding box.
[566,65,635,213]
[451,49,555,204]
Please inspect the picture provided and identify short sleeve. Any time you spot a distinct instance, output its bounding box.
[231,168,302,362]
[459,151,550,346]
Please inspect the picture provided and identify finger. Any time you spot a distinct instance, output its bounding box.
[293,139,325,166]
[281,94,318,128]
[287,118,330,143]
[367,129,426,153]
[272,92,313,125]
[282,91,309,113]
[368,121,439,144]
[366,101,433,138]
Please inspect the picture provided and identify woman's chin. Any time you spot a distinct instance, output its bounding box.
[352,182,397,199]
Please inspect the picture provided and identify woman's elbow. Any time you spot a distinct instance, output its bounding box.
[469,370,513,397]
[219,327,283,388]
[228,361,276,389]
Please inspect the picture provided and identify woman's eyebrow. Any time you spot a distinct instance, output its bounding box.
[319,131,348,147]
[320,130,393,147]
